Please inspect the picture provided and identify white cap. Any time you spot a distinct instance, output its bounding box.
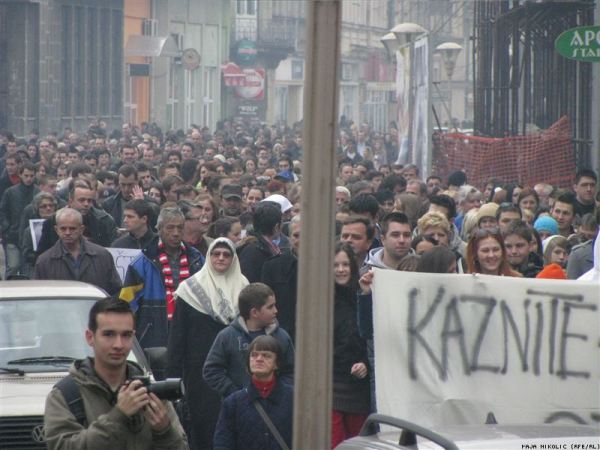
[261,194,293,213]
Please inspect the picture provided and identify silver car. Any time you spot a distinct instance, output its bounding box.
[337,414,600,450]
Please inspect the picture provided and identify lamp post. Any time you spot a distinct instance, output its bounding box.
[380,32,399,61]
[436,42,462,128]
[383,23,426,165]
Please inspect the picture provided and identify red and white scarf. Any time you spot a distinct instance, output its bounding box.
[158,240,190,320]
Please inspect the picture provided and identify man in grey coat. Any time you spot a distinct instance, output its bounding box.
[34,208,121,295]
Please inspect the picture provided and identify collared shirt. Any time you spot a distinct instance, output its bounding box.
[60,239,85,278]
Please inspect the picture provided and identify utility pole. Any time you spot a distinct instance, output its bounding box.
[593,4,600,172]
[293,1,341,449]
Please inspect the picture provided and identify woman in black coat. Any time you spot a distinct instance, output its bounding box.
[213,335,293,450]
[331,242,371,449]
[167,238,249,450]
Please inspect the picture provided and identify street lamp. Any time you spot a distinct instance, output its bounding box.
[391,22,427,47]
[436,42,463,128]
[383,22,427,165]
[380,32,399,61]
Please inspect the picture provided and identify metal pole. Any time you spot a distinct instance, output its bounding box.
[293,1,341,449]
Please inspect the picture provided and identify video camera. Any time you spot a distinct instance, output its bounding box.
[130,376,185,401]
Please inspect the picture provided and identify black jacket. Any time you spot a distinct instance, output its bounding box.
[261,251,298,342]
[37,207,117,256]
[111,228,157,251]
[237,234,279,283]
[167,301,228,450]
[0,182,39,244]
[103,193,159,229]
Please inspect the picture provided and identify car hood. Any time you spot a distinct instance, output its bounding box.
[0,372,66,416]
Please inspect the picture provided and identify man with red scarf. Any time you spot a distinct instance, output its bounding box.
[120,206,204,348]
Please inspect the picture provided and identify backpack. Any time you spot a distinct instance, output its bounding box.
[55,375,87,427]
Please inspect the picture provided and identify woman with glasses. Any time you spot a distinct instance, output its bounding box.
[213,335,293,450]
[168,237,249,450]
[466,228,521,276]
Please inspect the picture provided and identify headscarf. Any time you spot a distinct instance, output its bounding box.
[175,237,248,325]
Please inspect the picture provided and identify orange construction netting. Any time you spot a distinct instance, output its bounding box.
[432,116,575,188]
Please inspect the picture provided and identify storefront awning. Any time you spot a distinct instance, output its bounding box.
[125,35,180,57]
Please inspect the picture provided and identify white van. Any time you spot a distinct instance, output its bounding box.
[0,280,150,449]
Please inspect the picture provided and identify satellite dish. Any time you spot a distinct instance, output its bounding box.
[181,48,201,70]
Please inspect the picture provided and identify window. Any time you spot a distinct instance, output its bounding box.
[111,9,123,115]
[291,60,303,80]
[237,0,257,16]
[61,6,72,117]
[74,7,85,116]
[87,9,97,114]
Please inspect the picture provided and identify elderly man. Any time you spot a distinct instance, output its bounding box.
[119,207,204,348]
[33,208,121,295]
[37,179,117,255]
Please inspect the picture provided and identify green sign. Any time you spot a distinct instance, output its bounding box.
[555,26,600,62]
[236,39,257,65]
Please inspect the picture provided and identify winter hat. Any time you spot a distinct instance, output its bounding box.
[476,202,499,224]
[534,215,558,236]
[535,263,567,280]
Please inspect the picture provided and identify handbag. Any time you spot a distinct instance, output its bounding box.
[252,400,290,450]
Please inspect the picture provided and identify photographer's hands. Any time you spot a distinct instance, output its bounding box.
[144,393,170,433]
[117,381,171,432]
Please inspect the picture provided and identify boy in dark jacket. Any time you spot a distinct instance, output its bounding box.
[203,283,294,397]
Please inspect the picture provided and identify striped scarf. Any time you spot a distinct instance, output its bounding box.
[158,240,190,320]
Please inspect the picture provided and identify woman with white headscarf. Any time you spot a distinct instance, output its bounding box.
[167,237,248,450]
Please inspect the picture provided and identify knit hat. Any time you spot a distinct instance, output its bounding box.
[476,202,499,224]
[536,263,567,280]
[534,215,558,236]
[541,234,564,253]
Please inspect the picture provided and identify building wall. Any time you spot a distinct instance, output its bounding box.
[124,0,151,125]
[0,0,124,137]
[151,0,230,131]
[266,1,393,131]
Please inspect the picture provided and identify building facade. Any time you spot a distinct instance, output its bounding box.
[226,1,394,132]
[125,0,231,131]
[0,0,124,136]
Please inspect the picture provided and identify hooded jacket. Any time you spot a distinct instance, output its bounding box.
[363,246,415,273]
[44,358,188,450]
[203,316,294,398]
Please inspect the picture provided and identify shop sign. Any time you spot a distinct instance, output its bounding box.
[555,26,600,62]
[237,39,258,64]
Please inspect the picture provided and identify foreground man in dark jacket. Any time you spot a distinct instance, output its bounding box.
[44,297,188,450]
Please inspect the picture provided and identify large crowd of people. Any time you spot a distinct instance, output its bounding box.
[0,118,598,449]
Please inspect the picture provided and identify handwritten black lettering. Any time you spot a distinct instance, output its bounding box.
[501,299,530,374]
[441,296,470,379]
[556,301,596,379]
[407,287,445,380]
[461,295,500,373]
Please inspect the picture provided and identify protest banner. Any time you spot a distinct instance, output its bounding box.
[371,269,600,427]
[107,248,141,283]
[29,219,46,252]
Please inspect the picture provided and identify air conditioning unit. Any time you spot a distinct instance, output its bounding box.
[142,19,157,36]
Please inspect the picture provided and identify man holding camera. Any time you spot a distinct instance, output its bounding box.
[44,298,188,449]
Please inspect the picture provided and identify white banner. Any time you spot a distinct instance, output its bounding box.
[107,248,141,283]
[372,269,600,427]
[29,219,46,252]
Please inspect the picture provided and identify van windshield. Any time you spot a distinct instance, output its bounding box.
[0,299,95,372]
